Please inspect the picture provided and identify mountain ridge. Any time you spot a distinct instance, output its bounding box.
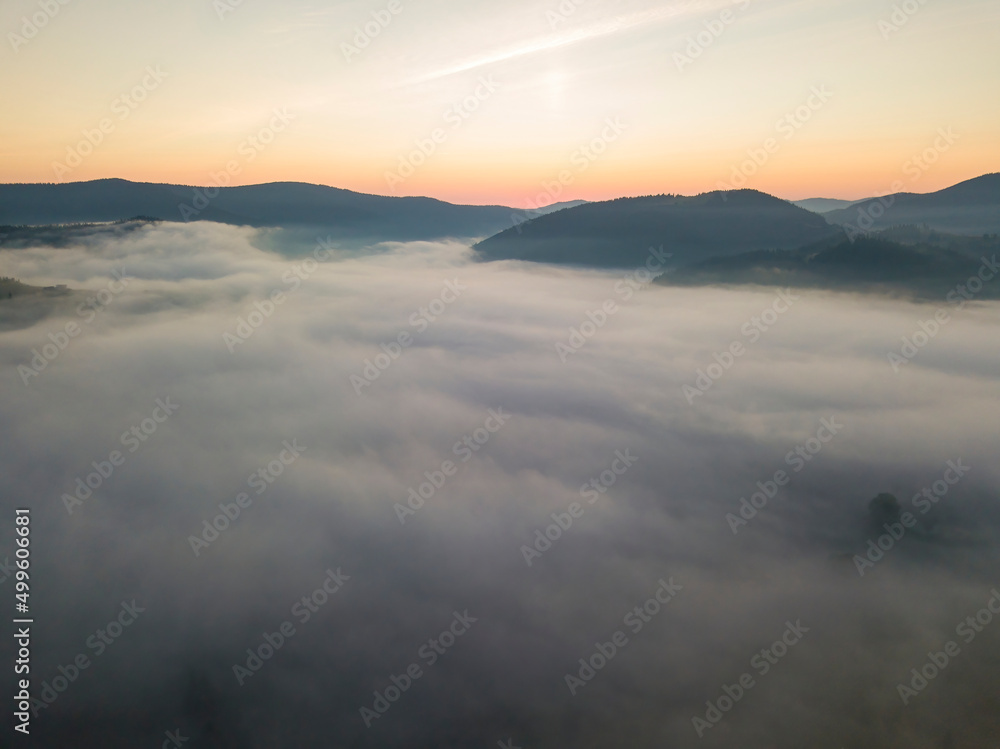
[824,173,1000,234]
[473,188,842,267]
[0,178,541,241]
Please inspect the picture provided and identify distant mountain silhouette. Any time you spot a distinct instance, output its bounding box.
[0,179,548,241]
[534,199,589,213]
[793,197,859,214]
[824,173,1000,235]
[658,230,1000,299]
[473,189,841,267]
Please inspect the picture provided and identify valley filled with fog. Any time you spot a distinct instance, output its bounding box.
[2,222,999,747]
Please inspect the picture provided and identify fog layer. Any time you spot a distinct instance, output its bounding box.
[2,222,998,748]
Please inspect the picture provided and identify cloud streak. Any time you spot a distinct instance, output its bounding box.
[401,1,724,85]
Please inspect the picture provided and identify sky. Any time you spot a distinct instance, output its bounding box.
[2,0,999,205]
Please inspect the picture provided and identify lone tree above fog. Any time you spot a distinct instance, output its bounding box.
[868,493,901,523]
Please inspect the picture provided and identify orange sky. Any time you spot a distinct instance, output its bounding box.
[2,0,998,206]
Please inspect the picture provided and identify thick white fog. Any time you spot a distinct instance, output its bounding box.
[1,222,999,747]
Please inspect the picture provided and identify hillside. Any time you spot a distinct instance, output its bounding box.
[0,275,79,332]
[0,217,160,248]
[473,189,842,267]
[0,179,541,241]
[824,173,1000,234]
[658,231,1000,299]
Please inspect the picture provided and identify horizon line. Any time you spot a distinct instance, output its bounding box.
[1,171,997,209]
